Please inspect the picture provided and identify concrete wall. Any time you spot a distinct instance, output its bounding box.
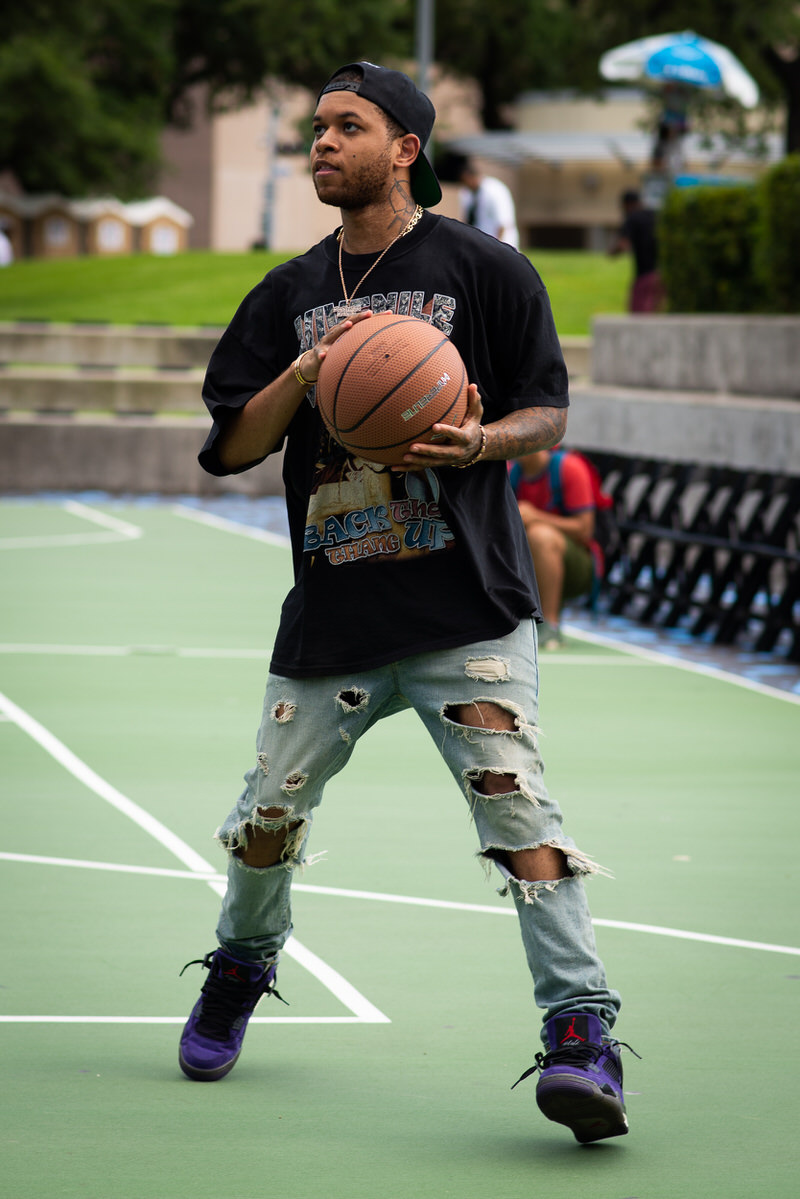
[592,315,800,399]
[575,315,800,474]
[567,385,800,475]
[573,318,800,477]
[0,416,284,496]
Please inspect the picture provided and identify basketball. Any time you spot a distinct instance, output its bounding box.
[315,313,468,465]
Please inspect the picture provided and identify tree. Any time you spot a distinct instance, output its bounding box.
[0,0,407,197]
[559,1,800,153]
[165,0,407,124]
[3,0,798,199]
[0,1,173,196]
[429,0,579,129]
[429,1,800,152]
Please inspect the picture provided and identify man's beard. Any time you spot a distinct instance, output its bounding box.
[314,147,394,210]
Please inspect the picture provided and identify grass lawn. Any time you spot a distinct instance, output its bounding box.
[0,249,629,336]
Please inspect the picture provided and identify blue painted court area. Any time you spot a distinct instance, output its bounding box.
[1,494,798,1199]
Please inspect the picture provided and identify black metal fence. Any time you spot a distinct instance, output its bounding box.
[582,451,800,663]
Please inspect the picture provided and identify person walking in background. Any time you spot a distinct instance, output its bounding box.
[457,156,520,248]
[0,223,13,267]
[510,446,603,649]
[608,189,664,313]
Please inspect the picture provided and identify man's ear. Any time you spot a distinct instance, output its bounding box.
[395,132,421,169]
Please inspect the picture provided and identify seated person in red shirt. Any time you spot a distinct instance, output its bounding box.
[510,447,602,649]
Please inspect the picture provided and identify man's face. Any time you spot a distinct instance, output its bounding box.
[310,90,398,210]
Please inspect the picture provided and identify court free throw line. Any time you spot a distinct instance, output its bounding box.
[3,851,798,958]
[0,642,643,665]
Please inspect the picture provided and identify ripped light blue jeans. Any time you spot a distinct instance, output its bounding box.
[215,618,621,1041]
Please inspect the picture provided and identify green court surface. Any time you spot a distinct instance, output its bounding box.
[1,497,798,1199]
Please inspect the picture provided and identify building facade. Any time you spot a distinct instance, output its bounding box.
[156,76,782,254]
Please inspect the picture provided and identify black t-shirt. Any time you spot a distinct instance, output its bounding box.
[200,212,569,677]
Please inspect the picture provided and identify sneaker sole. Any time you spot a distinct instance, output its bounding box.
[536,1075,629,1144]
[178,1047,241,1082]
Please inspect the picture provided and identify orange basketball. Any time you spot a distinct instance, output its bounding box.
[315,313,468,465]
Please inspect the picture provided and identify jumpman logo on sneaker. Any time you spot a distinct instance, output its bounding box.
[560,1016,586,1044]
[222,965,244,980]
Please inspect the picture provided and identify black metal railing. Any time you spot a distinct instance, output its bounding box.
[581,451,800,663]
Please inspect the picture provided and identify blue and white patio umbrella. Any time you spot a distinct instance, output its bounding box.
[600,31,759,109]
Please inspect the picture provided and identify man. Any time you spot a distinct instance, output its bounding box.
[608,189,664,313]
[511,447,602,650]
[179,61,631,1146]
[457,157,519,248]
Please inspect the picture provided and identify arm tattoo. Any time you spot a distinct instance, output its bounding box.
[487,406,568,460]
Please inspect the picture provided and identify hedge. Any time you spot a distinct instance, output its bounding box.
[658,154,800,314]
[755,154,800,312]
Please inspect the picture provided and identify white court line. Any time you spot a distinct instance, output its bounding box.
[61,500,143,540]
[0,852,223,880]
[0,644,269,659]
[0,500,143,550]
[0,644,134,657]
[0,691,212,875]
[0,533,137,550]
[172,504,291,547]
[0,1016,374,1025]
[0,691,389,1025]
[0,643,640,666]
[3,851,798,959]
[562,623,800,705]
[0,644,271,659]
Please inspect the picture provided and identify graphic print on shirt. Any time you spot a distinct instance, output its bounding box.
[297,292,458,567]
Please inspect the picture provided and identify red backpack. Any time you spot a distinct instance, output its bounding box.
[548,449,619,557]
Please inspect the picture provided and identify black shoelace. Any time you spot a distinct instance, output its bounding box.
[180,953,287,1038]
[511,1039,640,1090]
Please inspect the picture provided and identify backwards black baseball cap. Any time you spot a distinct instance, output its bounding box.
[318,61,442,208]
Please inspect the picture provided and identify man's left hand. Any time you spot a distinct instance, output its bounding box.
[392,384,485,472]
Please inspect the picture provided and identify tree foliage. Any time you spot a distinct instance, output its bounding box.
[431,0,800,147]
[1,0,799,198]
[0,1,173,196]
[431,0,579,128]
[0,0,406,197]
[166,0,407,123]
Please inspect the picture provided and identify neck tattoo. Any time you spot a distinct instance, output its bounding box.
[338,205,423,317]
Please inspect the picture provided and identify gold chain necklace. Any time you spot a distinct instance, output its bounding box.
[337,205,423,317]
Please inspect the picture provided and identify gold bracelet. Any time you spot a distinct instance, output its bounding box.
[293,353,314,388]
[455,425,488,468]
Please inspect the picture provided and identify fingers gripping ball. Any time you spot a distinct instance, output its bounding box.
[315,313,468,465]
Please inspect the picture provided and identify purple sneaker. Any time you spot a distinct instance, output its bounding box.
[512,1012,636,1144]
[179,949,286,1081]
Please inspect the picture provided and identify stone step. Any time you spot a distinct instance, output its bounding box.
[0,321,591,379]
[560,335,591,378]
[0,364,206,414]
[591,315,800,399]
[0,322,221,369]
